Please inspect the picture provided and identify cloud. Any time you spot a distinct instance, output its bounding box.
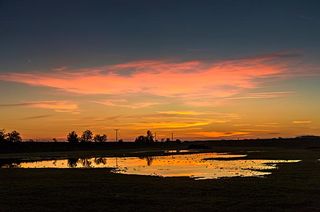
[131,121,210,129]
[92,99,159,109]
[192,131,249,138]
[227,91,294,100]
[255,122,280,127]
[0,102,35,107]
[157,111,205,116]
[0,101,78,113]
[21,114,52,120]
[292,120,312,124]
[0,53,292,101]
[96,110,238,131]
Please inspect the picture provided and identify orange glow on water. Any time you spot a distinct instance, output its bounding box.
[12,153,300,180]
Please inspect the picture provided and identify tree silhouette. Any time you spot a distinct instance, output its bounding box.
[135,130,155,143]
[67,131,79,143]
[135,135,146,143]
[146,130,154,143]
[81,130,93,142]
[0,129,6,142]
[94,134,107,142]
[6,130,22,143]
[175,139,182,143]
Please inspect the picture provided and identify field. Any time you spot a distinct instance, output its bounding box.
[0,140,320,211]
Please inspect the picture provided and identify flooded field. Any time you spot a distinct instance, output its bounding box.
[0,152,300,179]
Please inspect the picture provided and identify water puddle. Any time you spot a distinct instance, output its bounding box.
[0,153,300,180]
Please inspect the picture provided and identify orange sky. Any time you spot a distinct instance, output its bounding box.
[0,52,319,141]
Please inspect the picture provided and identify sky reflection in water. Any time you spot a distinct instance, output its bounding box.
[3,153,300,180]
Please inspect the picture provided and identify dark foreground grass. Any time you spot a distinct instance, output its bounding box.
[0,147,320,211]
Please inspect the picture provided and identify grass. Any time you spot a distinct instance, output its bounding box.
[0,143,320,211]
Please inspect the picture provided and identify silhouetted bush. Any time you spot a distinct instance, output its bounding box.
[81,130,93,142]
[146,130,154,142]
[6,130,22,143]
[0,129,6,142]
[94,134,107,142]
[135,135,145,143]
[67,131,79,143]
[135,130,154,143]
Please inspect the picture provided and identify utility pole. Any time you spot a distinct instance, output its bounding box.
[114,129,119,142]
[171,132,174,141]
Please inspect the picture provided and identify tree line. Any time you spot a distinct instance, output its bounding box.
[134,130,181,143]
[67,130,107,143]
[0,129,180,143]
[67,129,180,143]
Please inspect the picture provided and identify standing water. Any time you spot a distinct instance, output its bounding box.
[0,152,300,180]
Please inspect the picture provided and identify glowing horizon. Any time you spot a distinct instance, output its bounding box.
[0,52,319,141]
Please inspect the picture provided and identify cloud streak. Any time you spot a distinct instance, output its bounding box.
[157,111,206,116]
[192,131,249,138]
[0,54,292,101]
[92,99,159,109]
[21,114,52,120]
[0,101,78,113]
[227,91,294,100]
[293,120,312,124]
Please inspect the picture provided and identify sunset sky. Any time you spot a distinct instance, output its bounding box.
[0,0,319,141]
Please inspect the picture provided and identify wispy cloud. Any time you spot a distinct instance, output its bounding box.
[92,99,159,109]
[131,121,210,129]
[0,53,293,101]
[227,91,294,100]
[157,111,205,116]
[21,114,52,120]
[292,120,312,124]
[192,131,249,138]
[0,101,79,113]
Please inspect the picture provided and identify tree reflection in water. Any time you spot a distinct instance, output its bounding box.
[67,157,107,168]
[79,158,92,168]
[67,158,79,168]
[139,156,155,166]
[94,157,107,165]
